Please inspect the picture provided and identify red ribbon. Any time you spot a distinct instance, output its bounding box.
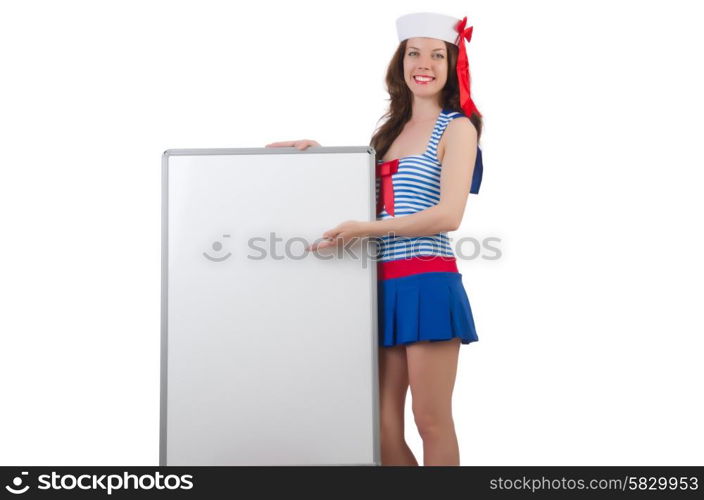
[454,17,481,118]
[375,159,399,216]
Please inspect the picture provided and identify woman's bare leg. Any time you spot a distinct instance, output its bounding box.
[406,337,461,466]
[378,344,418,466]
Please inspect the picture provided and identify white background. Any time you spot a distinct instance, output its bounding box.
[1,0,702,466]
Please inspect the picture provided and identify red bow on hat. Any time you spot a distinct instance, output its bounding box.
[376,159,399,216]
[454,17,481,118]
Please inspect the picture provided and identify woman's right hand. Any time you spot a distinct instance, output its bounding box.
[265,139,321,150]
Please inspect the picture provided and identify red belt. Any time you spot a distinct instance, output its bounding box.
[377,256,459,280]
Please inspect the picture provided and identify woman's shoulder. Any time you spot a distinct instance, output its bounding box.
[443,112,477,140]
[439,108,476,138]
[436,110,477,162]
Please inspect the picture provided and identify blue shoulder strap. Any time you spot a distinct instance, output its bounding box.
[470,145,483,194]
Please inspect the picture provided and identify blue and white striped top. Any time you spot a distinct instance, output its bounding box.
[375,108,483,263]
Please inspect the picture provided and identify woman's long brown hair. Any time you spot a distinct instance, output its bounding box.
[369,39,483,161]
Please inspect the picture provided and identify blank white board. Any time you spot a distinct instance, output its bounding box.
[160,146,380,466]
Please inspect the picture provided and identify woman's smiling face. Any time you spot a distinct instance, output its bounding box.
[403,37,448,97]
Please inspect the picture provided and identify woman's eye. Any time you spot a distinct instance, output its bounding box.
[408,51,444,58]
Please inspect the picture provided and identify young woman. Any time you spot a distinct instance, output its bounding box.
[266,12,484,466]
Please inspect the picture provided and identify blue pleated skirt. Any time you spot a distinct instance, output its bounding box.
[377,271,479,347]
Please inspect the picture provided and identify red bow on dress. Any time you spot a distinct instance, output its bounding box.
[454,16,481,118]
[375,159,399,216]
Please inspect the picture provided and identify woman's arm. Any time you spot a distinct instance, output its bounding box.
[363,118,478,238]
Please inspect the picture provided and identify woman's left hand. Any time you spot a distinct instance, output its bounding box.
[306,220,368,251]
